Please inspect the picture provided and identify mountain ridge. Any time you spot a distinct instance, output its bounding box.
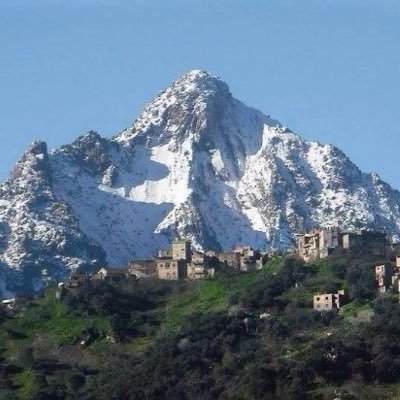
[1,69,400,294]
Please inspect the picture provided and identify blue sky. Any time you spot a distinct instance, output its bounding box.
[1,0,399,187]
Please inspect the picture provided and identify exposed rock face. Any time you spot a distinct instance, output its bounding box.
[2,70,400,294]
[0,141,105,295]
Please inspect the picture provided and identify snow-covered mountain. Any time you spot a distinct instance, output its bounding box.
[2,70,400,294]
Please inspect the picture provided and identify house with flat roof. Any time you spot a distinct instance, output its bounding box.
[313,290,346,312]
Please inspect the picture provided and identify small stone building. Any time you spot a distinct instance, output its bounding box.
[156,259,187,280]
[313,290,346,312]
[187,264,215,280]
[127,260,157,279]
[297,227,340,262]
[217,252,241,269]
[239,248,268,272]
[192,250,208,265]
[172,239,191,261]
[343,231,387,257]
[298,228,387,261]
[342,233,362,251]
[375,263,393,294]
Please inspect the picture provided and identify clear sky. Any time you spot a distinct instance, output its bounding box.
[1,0,399,188]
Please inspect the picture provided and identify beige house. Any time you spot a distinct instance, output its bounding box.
[156,259,187,280]
[155,239,191,280]
[172,239,191,261]
[192,250,208,265]
[375,263,393,294]
[187,263,215,280]
[313,290,346,311]
[297,227,340,262]
[127,260,157,279]
[298,228,387,261]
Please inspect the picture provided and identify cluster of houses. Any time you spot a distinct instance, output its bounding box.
[296,227,388,262]
[302,227,400,312]
[58,227,400,314]
[61,239,269,291]
[312,256,400,313]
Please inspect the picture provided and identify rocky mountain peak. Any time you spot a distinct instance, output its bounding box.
[57,131,112,176]
[2,71,400,295]
[171,69,231,98]
[15,139,49,172]
[2,140,51,199]
[115,70,233,144]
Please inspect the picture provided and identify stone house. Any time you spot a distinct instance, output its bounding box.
[297,231,319,262]
[342,232,362,252]
[239,249,268,272]
[396,255,400,269]
[298,227,387,261]
[172,239,191,261]
[343,230,387,257]
[240,256,257,272]
[187,263,215,280]
[127,260,157,279]
[319,228,340,258]
[313,290,346,312]
[217,251,241,269]
[375,263,394,294]
[156,258,187,280]
[155,239,192,280]
[65,274,89,289]
[192,250,208,265]
[216,246,267,271]
[297,227,340,262]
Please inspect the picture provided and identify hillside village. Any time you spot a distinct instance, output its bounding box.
[296,227,400,311]
[47,227,400,315]
[3,227,400,399]
[59,239,268,292]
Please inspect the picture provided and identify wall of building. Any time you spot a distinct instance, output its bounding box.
[172,241,191,261]
[217,252,241,269]
[157,259,186,280]
[313,291,344,311]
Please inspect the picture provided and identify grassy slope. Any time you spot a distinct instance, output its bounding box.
[1,291,110,355]
[0,291,110,399]
[165,257,283,329]
[0,256,386,398]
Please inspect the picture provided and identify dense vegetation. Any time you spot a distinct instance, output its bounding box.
[2,253,400,399]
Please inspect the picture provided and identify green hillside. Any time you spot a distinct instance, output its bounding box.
[1,255,400,399]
